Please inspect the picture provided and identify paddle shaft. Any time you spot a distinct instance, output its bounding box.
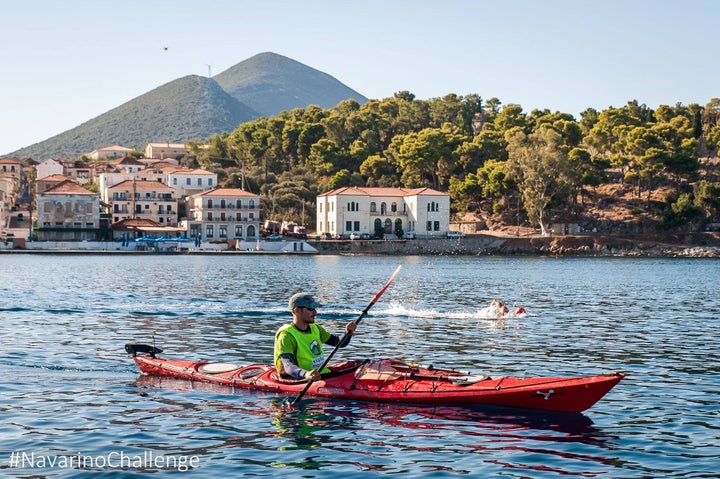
[290,265,402,406]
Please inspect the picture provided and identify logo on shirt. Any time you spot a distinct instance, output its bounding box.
[309,339,322,355]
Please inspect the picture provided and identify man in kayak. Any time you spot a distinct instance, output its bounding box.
[274,292,357,381]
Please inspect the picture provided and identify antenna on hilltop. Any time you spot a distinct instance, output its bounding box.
[206,64,212,78]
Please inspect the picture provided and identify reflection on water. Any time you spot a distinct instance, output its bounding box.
[135,374,614,475]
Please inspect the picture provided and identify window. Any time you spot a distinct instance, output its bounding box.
[197,178,202,186]
[370,202,376,213]
[208,178,213,186]
[207,199,213,208]
[235,225,243,237]
[427,221,432,231]
[236,199,242,208]
[219,225,227,238]
[205,225,214,237]
[391,202,397,213]
[221,199,226,208]
[384,219,392,233]
[354,221,360,231]
[434,221,440,231]
[173,178,177,185]
[381,203,387,215]
[207,212,213,221]
[346,221,352,232]
[186,178,191,185]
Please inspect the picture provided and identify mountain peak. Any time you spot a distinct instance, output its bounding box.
[6,52,368,159]
[215,51,368,116]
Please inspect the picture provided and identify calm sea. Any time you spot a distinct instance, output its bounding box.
[1,254,718,478]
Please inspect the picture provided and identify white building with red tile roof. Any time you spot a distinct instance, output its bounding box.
[317,186,450,239]
[183,187,261,242]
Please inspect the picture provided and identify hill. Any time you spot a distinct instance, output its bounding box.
[6,52,368,159]
[214,52,368,116]
[9,76,258,159]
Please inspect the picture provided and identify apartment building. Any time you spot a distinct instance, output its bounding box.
[107,179,177,225]
[183,187,261,242]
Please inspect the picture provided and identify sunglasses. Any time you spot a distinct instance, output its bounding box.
[302,307,317,312]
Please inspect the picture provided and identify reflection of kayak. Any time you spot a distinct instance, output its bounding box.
[126,344,623,413]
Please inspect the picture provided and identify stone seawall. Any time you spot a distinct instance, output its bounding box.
[309,232,720,257]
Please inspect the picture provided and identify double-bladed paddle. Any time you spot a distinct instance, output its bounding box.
[289,265,402,406]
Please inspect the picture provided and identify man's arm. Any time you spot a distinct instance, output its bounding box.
[322,322,356,348]
[278,353,309,379]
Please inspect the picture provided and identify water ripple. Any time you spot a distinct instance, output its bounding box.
[1,255,718,477]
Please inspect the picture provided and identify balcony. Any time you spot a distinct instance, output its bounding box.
[369,211,407,217]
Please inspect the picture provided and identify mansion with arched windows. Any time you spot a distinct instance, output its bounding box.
[316,186,450,239]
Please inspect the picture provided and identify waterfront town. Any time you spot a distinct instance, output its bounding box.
[0,143,456,253]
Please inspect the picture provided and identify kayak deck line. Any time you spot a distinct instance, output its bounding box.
[127,344,624,413]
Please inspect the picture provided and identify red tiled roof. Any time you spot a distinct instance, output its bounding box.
[42,180,96,195]
[318,186,448,197]
[37,174,72,183]
[199,187,258,197]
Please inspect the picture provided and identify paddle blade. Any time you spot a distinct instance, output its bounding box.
[369,265,402,306]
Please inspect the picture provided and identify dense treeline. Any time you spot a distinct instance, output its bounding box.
[186,93,720,234]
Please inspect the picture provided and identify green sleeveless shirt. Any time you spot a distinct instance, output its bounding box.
[274,323,332,375]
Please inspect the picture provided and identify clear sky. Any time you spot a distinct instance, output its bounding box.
[2,0,719,156]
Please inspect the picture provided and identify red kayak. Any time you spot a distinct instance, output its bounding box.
[126,344,623,413]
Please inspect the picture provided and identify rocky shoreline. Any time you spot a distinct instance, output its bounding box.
[309,232,720,258]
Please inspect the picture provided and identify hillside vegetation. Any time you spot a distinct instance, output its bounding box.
[189,94,720,236]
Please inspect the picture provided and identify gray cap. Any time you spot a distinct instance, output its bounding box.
[289,292,321,310]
